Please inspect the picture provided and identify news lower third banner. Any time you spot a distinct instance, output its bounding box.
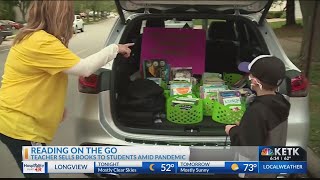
[22,146,307,174]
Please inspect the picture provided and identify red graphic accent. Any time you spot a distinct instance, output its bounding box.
[35,167,42,172]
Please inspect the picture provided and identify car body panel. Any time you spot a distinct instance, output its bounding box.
[119,0,270,13]
[0,30,13,38]
[0,21,13,38]
[258,20,300,72]
[116,0,273,25]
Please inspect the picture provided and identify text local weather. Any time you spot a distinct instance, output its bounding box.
[28,147,187,161]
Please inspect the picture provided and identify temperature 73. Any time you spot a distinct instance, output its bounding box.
[161,164,175,172]
[243,164,258,172]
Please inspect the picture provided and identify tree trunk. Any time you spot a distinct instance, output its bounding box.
[299,0,320,77]
[286,0,296,25]
[21,8,26,22]
[18,2,29,22]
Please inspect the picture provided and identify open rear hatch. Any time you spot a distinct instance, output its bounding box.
[115,0,273,25]
[112,0,273,136]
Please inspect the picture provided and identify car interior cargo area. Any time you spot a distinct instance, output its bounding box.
[112,16,268,136]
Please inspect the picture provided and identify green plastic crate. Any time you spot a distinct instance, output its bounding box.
[211,100,246,124]
[166,94,203,124]
[192,83,201,98]
[202,98,215,116]
[164,90,170,99]
[161,81,168,90]
[223,73,244,86]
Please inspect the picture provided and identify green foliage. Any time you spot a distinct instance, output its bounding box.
[0,0,15,20]
[74,1,116,13]
[0,0,30,21]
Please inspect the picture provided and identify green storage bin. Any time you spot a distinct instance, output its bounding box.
[166,94,203,124]
[223,73,243,86]
[202,98,215,116]
[161,81,168,90]
[192,83,201,98]
[211,100,246,124]
[164,90,170,99]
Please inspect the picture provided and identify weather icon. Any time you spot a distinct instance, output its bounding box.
[149,164,155,172]
[231,163,239,171]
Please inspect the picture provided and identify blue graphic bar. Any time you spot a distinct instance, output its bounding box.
[259,161,307,174]
[22,161,307,174]
[94,162,259,174]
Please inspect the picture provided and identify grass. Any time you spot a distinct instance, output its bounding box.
[308,63,320,156]
[193,19,226,26]
[269,19,303,29]
[269,19,304,38]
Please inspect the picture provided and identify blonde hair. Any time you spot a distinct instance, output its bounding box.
[13,0,75,47]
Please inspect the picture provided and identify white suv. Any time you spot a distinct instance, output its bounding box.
[75,0,309,172]
[73,15,84,33]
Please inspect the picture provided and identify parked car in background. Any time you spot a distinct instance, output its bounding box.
[8,20,23,30]
[80,12,87,18]
[0,20,23,30]
[73,15,84,33]
[108,12,118,18]
[0,21,13,40]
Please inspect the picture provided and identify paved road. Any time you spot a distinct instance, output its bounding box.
[0,18,117,178]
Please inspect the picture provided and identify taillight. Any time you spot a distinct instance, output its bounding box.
[0,25,4,30]
[290,75,309,97]
[78,74,99,94]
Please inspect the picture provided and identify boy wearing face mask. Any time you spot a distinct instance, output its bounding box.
[225,55,291,146]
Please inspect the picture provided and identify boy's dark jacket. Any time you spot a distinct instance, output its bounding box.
[229,93,290,146]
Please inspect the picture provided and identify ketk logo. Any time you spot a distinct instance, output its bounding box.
[261,147,300,156]
[274,147,300,156]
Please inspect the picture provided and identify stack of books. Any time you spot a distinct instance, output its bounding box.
[218,90,242,112]
[200,73,228,100]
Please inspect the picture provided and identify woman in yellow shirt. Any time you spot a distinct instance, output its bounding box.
[0,1,132,178]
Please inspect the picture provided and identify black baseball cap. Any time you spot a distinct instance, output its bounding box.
[238,55,286,86]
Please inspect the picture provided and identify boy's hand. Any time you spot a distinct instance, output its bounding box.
[225,125,236,135]
[118,43,134,58]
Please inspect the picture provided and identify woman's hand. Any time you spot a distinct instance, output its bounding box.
[118,43,134,58]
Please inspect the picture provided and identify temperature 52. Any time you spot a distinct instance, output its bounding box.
[161,163,175,172]
[243,163,258,172]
